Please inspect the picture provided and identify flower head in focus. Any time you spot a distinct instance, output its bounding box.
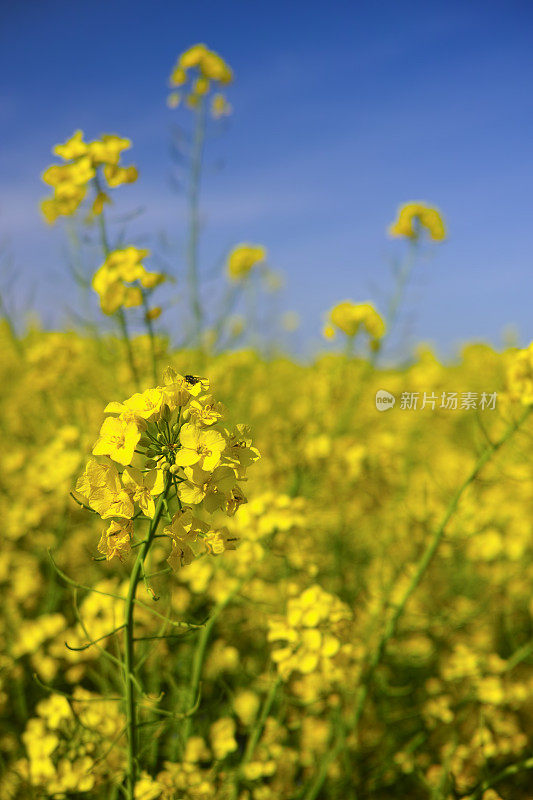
[73,366,259,570]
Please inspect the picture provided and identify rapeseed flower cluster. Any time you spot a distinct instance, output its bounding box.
[389,201,446,241]
[91,247,166,316]
[20,691,125,796]
[75,366,259,567]
[168,43,233,116]
[323,299,385,346]
[41,131,138,223]
[506,341,533,404]
[268,585,351,680]
[226,243,267,281]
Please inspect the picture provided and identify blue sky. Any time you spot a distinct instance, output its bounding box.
[1,0,532,357]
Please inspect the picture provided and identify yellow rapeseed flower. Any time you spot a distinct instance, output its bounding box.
[92,415,141,466]
[389,201,446,241]
[324,300,385,343]
[227,244,267,280]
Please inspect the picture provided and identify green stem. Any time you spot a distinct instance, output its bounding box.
[385,239,417,336]
[229,674,282,800]
[142,291,158,384]
[178,579,245,757]
[117,306,141,390]
[95,177,140,389]
[187,98,206,349]
[123,476,171,800]
[469,756,533,800]
[242,675,281,766]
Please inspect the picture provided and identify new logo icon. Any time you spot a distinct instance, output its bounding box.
[375,390,396,411]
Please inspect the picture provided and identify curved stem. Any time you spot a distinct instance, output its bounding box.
[470,756,533,800]
[123,476,171,800]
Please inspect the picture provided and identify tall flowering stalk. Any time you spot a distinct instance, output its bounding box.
[167,45,233,349]
[72,367,259,799]
[41,131,167,387]
[386,200,446,337]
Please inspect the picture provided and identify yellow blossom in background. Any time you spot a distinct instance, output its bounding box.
[211,93,232,118]
[168,44,232,112]
[41,131,138,224]
[324,300,385,347]
[389,201,446,241]
[91,247,165,315]
[167,91,181,109]
[506,342,533,405]
[233,690,260,726]
[227,243,267,280]
[145,306,162,322]
[268,585,351,681]
[209,717,238,759]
